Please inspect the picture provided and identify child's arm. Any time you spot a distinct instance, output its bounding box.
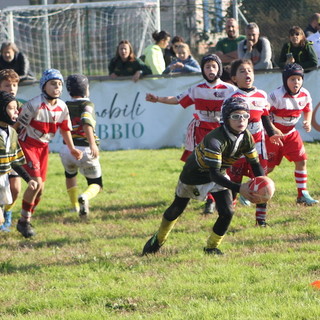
[83,124,99,158]
[60,129,83,160]
[145,93,178,104]
[303,111,312,132]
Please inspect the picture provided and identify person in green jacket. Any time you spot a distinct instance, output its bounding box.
[278,26,318,70]
[143,30,171,75]
[108,40,151,82]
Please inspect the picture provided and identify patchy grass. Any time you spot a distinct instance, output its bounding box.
[0,144,319,319]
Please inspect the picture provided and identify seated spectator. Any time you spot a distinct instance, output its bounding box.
[307,28,320,66]
[164,35,185,67]
[214,18,245,65]
[108,40,151,82]
[237,22,273,70]
[0,42,35,81]
[304,13,320,37]
[143,30,171,75]
[162,43,200,74]
[278,26,317,70]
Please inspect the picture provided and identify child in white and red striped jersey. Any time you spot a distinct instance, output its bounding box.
[146,54,237,214]
[13,69,83,238]
[266,63,318,206]
[225,59,282,227]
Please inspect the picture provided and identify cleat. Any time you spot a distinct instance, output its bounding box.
[78,194,89,218]
[16,219,36,238]
[204,247,224,255]
[256,219,268,227]
[142,233,162,255]
[203,199,215,214]
[239,194,251,206]
[297,190,319,206]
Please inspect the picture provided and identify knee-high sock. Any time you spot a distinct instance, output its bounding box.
[82,184,101,200]
[67,186,79,209]
[295,170,307,197]
[255,203,267,221]
[157,216,179,245]
[206,231,225,249]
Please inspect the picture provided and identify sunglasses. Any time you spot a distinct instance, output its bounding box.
[290,33,300,36]
[230,113,250,120]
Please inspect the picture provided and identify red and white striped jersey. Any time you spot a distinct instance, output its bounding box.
[18,94,72,147]
[177,79,237,125]
[268,86,312,134]
[228,88,269,144]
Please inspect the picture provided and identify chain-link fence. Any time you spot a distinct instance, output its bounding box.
[160,0,320,65]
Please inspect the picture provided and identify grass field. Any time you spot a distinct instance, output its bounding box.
[1,144,320,319]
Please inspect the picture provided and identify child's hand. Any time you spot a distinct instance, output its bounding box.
[269,134,283,146]
[28,179,38,191]
[145,93,158,103]
[239,181,260,203]
[303,120,311,132]
[71,148,83,160]
[90,144,99,158]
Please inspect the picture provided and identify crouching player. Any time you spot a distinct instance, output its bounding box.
[0,91,37,224]
[142,97,266,256]
[59,74,102,218]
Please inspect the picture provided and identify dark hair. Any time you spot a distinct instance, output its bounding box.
[230,59,253,77]
[171,36,184,44]
[1,42,19,54]
[152,30,170,43]
[115,40,135,61]
[288,26,306,47]
[0,69,20,84]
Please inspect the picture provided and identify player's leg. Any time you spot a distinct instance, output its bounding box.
[16,142,47,238]
[142,195,190,255]
[204,189,234,255]
[59,144,80,213]
[1,175,21,231]
[78,151,102,218]
[295,159,318,205]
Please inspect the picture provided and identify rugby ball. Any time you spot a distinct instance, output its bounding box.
[248,176,275,204]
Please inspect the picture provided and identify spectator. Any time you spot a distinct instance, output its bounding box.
[214,18,245,65]
[307,27,320,66]
[0,42,35,81]
[164,35,185,67]
[278,26,317,70]
[143,30,171,75]
[238,22,273,70]
[304,13,320,37]
[163,43,201,74]
[108,40,151,82]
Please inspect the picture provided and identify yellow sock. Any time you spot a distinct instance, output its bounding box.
[67,186,79,210]
[206,231,225,249]
[4,199,17,212]
[157,217,179,245]
[82,184,101,200]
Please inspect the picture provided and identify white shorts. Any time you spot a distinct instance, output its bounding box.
[175,178,227,201]
[59,144,102,179]
[0,173,13,205]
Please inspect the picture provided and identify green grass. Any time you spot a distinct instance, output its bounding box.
[1,144,320,319]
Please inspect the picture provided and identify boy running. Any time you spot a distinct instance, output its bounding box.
[266,63,318,205]
[0,91,37,225]
[0,69,22,231]
[59,74,102,218]
[146,54,237,214]
[142,97,265,256]
[14,69,82,238]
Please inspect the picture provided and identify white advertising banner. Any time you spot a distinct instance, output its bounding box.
[17,69,320,152]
